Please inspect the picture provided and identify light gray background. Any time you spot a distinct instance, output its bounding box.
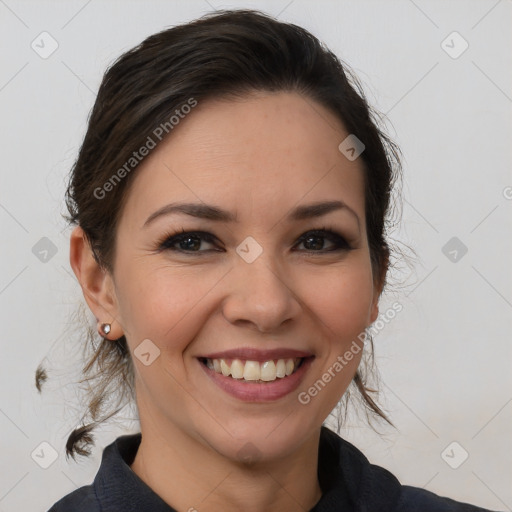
[0,0,511,510]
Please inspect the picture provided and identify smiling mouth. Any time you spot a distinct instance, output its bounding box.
[198,357,306,383]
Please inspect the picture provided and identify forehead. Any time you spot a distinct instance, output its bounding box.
[121,91,366,229]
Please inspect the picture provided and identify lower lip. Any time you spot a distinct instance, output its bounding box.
[198,357,314,402]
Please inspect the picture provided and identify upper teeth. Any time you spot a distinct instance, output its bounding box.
[205,358,301,382]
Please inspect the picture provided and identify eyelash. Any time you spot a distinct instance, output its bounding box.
[156,226,352,255]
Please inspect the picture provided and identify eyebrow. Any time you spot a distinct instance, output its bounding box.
[143,200,360,229]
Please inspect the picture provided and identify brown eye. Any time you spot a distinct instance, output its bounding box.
[158,230,220,253]
[294,229,351,253]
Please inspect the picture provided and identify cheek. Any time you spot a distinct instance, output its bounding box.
[298,262,373,412]
[116,262,226,352]
[303,260,374,339]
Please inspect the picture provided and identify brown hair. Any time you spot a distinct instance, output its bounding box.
[35,8,403,459]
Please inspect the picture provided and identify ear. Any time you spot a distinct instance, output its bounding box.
[369,248,389,324]
[69,225,124,339]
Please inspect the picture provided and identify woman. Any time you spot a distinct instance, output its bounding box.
[43,9,500,512]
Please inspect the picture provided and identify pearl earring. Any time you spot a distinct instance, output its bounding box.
[100,323,111,336]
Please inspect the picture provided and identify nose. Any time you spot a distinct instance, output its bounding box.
[222,249,302,333]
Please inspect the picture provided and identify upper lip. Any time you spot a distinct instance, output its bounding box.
[199,348,314,362]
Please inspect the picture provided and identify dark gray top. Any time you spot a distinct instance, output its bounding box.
[48,426,501,511]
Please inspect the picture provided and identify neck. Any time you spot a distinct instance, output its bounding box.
[130,422,323,512]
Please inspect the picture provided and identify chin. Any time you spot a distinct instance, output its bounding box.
[198,415,317,465]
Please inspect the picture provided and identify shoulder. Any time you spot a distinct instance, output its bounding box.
[47,484,99,512]
[318,426,501,512]
[47,432,148,512]
[396,485,500,512]
[356,449,496,510]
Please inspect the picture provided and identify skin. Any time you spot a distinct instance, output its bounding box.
[70,91,385,512]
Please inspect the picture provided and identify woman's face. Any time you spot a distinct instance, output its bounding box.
[101,91,381,461]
